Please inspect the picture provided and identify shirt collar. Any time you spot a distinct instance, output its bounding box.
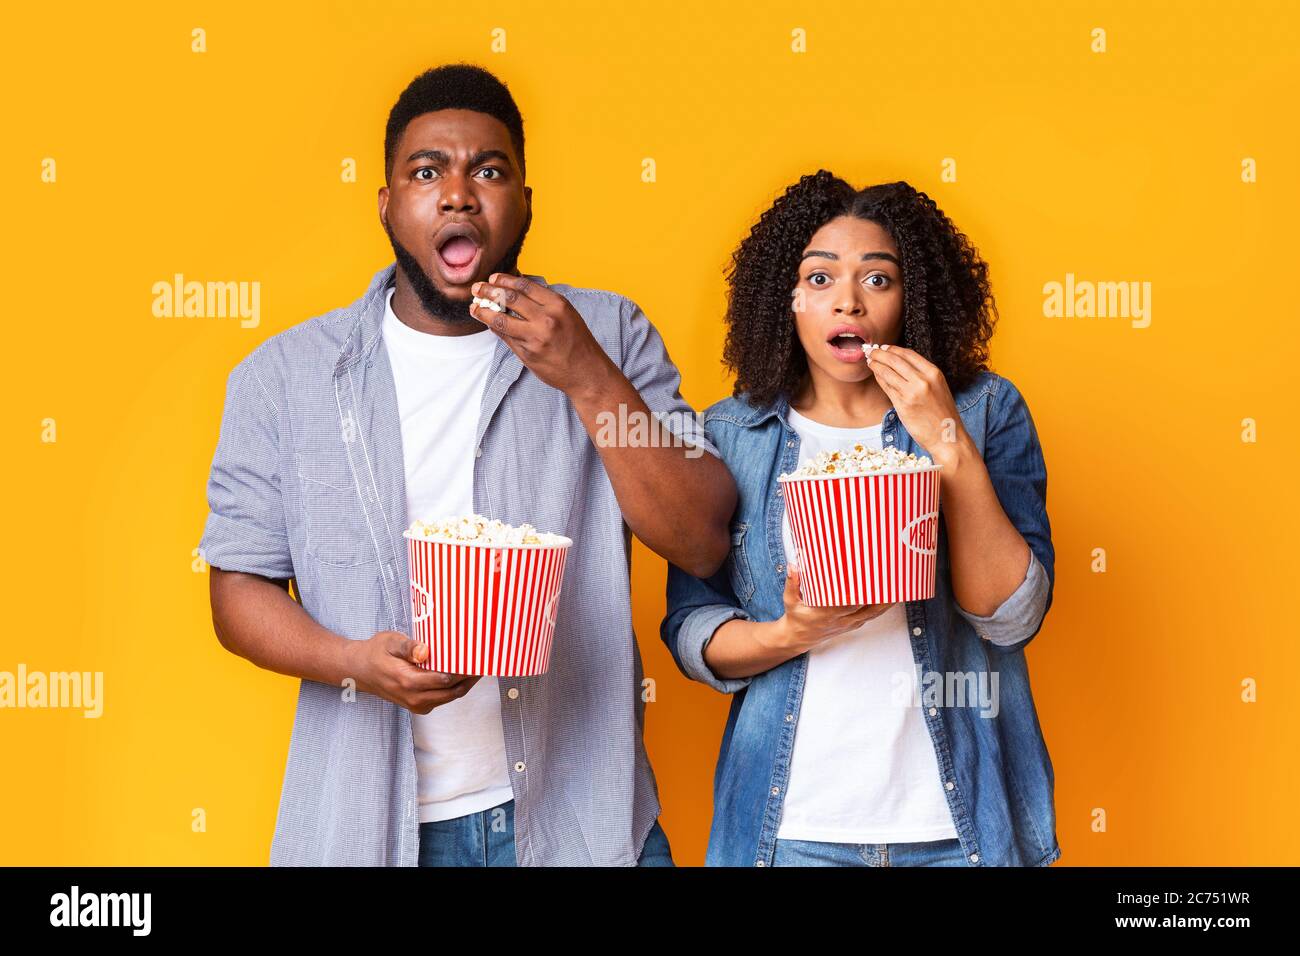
[334,263,550,375]
[727,372,994,429]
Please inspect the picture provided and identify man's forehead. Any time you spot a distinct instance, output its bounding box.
[402,109,512,145]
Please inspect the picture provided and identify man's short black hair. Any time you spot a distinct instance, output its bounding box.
[384,63,526,183]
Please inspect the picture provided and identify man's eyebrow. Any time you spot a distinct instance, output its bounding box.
[404,148,514,169]
[800,250,901,265]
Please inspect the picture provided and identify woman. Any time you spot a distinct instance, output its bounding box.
[661,173,1059,867]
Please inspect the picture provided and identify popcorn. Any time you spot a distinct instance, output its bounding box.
[780,442,933,478]
[406,513,566,547]
[472,295,507,313]
[861,342,883,354]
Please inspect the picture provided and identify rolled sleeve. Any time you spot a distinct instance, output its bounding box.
[676,604,755,694]
[197,359,294,579]
[662,554,755,695]
[959,378,1056,652]
[955,544,1050,647]
[618,297,720,460]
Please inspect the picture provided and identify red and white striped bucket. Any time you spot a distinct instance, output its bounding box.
[403,532,572,677]
[778,466,942,606]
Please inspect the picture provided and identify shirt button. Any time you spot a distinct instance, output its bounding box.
[945,781,955,791]
[784,714,794,722]
[912,626,922,636]
[969,853,980,863]
[786,440,795,448]
[514,761,526,773]
[755,860,766,867]
[928,707,938,716]
[885,435,894,442]
[776,564,785,573]
[507,688,519,700]
[475,446,483,458]
[770,786,780,796]
[776,487,784,497]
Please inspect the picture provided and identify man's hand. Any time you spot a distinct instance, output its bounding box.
[469,271,735,579]
[343,631,481,715]
[470,272,617,398]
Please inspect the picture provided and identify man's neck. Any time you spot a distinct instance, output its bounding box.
[389,280,488,337]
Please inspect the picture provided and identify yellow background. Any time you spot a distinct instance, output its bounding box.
[2,0,1296,865]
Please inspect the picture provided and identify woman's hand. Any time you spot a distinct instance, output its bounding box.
[865,344,969,468]
[763,565,894,656]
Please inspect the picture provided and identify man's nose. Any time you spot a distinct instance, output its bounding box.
[438,172,479,212]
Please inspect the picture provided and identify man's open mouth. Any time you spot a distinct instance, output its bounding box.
[437,234,480,270]
[430,222,485,284]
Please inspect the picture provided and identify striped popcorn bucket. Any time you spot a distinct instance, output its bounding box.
[777,466,942,606]
[403,532,573,677]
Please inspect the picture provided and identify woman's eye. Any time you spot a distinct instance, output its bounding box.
[808,273,830,287]
[865,274,890,288]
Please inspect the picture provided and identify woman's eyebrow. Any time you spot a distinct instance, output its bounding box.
[800,250,901,265]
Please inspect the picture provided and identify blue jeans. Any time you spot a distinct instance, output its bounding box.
[772,836,970,867]
[418,798,675,867]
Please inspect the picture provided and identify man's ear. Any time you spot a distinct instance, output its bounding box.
[378,184,389,230]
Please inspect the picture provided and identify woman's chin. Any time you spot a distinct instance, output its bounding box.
[815,363,874,385]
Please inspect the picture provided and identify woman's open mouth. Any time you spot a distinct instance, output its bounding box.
[434,235,483,286]
[826,328,870,363]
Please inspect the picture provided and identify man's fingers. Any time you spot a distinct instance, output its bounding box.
[403,670,477,692]
[471,276,543,320]
[469,296,529,338]
[386,633,428,664]
[481,272,558,311]
[409,676,482,713]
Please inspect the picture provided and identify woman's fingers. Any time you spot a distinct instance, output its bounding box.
[866,350,910,393]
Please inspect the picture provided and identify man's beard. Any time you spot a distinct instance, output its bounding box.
[384,212,531,324]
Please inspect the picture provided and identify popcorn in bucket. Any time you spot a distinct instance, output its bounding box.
[778,444,941,606]
[403,515,572,676]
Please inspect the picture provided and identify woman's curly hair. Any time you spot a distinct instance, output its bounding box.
[722,171,997,408]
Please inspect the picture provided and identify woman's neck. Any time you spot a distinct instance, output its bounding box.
[789,370,893,428]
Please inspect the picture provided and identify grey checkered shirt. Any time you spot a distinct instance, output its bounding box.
[198,262,718,865]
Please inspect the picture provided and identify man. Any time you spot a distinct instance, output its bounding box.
[198,63,736,866]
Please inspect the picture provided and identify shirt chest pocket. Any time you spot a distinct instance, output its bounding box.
[728,521,757,605]
[295,454,380,569]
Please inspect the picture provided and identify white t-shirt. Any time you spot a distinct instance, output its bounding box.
[380,286,515,824]
[775,407,958,844]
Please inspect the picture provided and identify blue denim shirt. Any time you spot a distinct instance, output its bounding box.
[661,370,1060,867]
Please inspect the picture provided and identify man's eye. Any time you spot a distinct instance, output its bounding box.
[415,167,437,181]
[477,167,502,180]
